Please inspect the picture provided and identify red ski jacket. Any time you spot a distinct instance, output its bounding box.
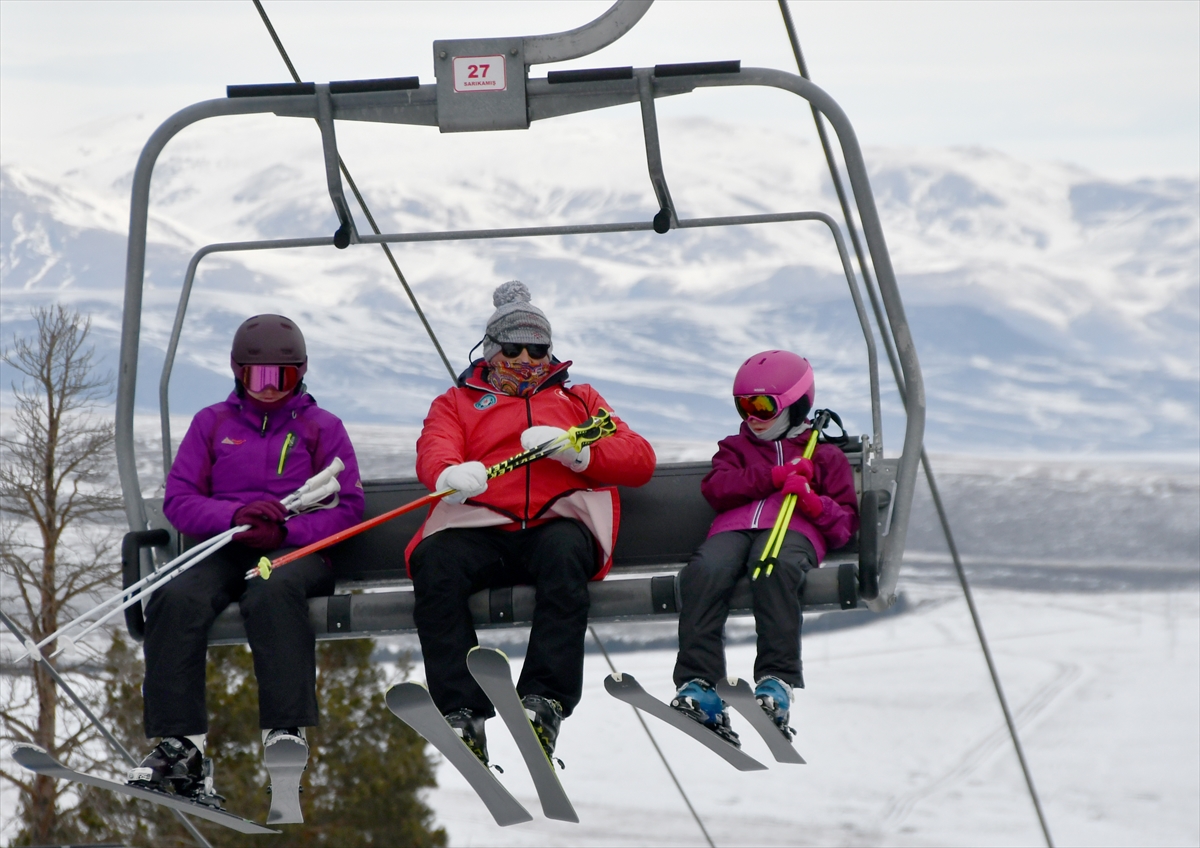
[408,360,657,577]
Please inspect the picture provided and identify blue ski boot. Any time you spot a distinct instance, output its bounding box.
[671,679,740,747]
[754,676,797,741]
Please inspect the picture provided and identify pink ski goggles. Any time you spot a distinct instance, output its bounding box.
[241,364,302,393]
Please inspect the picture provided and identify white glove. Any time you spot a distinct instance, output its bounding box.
[436,462,489,504]
[521,425,590,473]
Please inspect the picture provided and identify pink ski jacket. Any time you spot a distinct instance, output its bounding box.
[164,391,364,549]
[702,422,859,563]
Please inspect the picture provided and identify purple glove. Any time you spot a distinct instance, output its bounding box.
[233,499,288,524]
[232,500,288,550]
[781,476,824,519]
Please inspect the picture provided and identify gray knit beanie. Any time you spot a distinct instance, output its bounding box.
[482,281,552,360]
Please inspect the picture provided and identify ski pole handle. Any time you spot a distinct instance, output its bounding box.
[282,457,344,509]
[249,410,618,581]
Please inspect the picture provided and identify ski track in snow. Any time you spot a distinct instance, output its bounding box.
[416,586,1199,848]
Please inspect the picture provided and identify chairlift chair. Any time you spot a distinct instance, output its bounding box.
[115,0,925,646]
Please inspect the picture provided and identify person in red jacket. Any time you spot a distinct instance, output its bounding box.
[670,350,858,746]
[408,281,656,765]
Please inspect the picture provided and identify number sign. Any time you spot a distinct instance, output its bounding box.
[452,55,507,93]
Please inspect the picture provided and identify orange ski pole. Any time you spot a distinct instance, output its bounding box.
[248,409,616,580]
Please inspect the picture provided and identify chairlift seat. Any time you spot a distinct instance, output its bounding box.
[124,440,895,645]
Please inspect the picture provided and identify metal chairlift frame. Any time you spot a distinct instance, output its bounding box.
[114,0,925,640]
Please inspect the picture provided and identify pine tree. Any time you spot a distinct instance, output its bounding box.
[0,306,123,845]
[77,634,446,847]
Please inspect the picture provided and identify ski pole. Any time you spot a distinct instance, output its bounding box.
[38,459,345,659]
[752,413,828,580]
[19,527,238,661]
[248,409,618,581]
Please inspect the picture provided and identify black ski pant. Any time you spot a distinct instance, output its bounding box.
[673,529,816,690]
[142,541,334,739]
[409,519,599,718]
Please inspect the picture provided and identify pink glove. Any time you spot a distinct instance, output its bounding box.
[771,459,815,489]
[781,476,824,519]
[232,500,288,550]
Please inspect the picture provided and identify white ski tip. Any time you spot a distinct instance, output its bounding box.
[59,635,77,656]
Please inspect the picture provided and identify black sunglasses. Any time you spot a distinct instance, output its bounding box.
[498,342,550,359]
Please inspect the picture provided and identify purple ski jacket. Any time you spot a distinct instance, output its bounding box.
[164,391,364,549]
[703,422,859,563]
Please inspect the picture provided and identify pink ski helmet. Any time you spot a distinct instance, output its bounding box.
[732,350,815,421]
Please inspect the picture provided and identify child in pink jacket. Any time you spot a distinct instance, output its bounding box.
[671,350,858,745]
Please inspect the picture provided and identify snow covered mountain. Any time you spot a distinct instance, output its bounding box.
[2,111,1197,454]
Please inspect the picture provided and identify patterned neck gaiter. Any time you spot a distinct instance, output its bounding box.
[487,360,553,398]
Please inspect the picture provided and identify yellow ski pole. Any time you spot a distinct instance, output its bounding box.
[752,421,823,580]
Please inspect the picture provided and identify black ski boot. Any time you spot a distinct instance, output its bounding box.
[127,736,206,796]
[445,709,489,766]
[521,694,565,762]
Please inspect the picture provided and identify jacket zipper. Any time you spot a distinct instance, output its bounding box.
[522,397,533,528]
[277,432,295,475]
[260,413,269,436]
[752,441,787,530]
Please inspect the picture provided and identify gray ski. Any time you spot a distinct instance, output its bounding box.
[10,743,278,835]
[603,673,768,772]
[717,677,806,764]
[264,735,307,824]
[466,647,579,823]
[384,682,532,827]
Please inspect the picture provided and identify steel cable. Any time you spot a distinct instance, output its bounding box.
[775,4,1054,845]
[251,0,457,384]
[589,626,716,848]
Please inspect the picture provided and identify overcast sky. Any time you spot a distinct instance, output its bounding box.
[1,0,1197,180]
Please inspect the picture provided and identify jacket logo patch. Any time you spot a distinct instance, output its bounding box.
[474,394,497,410]
[221,437,246,446]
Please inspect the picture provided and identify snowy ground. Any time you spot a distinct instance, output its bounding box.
[418,578,1199,847]
[3,441,1197,846]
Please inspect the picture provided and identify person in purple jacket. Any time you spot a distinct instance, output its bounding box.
[127,314,364,799]
[670,350,858,745]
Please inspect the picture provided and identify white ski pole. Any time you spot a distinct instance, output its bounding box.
[49,530,247,659]
[19,528,241,661]
[39,458,344,660]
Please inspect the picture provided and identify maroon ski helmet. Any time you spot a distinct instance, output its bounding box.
[230,314,307,376]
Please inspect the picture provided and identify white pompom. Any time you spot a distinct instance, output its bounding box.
[493,280,531,307]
